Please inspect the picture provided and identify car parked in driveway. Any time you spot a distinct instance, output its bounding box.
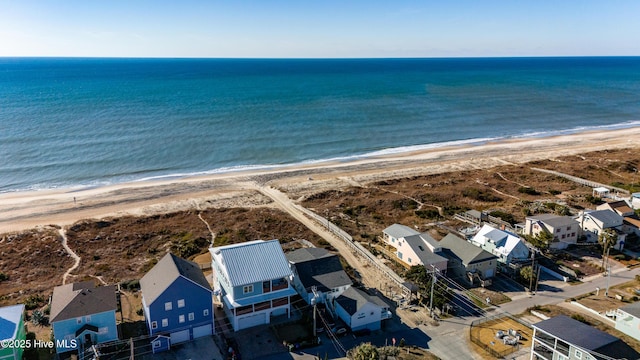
[331,326,347,336]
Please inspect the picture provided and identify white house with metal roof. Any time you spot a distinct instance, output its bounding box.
[616,302,640,342]
[523,214,580,249]
[532,315,639,360]
[210,240,297,331]
[470,224,529,265]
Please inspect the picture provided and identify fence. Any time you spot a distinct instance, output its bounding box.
[294,204,411,296]
[531,168,630,195]
[469,313,533,359]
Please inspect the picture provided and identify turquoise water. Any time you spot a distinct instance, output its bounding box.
[1,57,639,192]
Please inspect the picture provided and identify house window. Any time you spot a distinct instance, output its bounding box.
[397,252,403,259]
[243,284,254,294]
[556,229,561,233]
[76,317,82,325]
[203,309,209,317]
[571,232,576,237]
[85,315,91,322]
[574,349,582,359]
[153,341,161,349]
[408,257,412,263]
[179,315,185,323]
[188,312,195,321]
[177,299,185,308]
[165,302,172,311]
[561,234,566,239]
[98,327,108,335]
[151,321,158,329]
[162,318,168,327]
[567,226,571,231]
[272,278,288,291]
[263,280,271,293]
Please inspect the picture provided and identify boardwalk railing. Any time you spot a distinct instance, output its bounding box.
[532,167,630,195]
[295,204,411,296]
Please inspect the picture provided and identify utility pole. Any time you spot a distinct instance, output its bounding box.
[605,266,610,296]
[311,286,319,339]
[529,250,535,294]
[429,265,436,318]
[534,265,541,295]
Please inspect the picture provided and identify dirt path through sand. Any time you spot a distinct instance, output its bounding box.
[58,227,81,285]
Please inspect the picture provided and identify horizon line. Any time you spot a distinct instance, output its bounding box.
[1,55,640,60]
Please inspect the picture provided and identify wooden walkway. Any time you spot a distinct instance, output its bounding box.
[531,167,630,195]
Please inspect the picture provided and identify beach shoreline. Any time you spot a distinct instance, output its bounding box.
[1,126,639,234]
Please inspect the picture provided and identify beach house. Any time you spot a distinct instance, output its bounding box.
[0,304,26,360]
[532,315,639,360]
[333,288,391,332]
[381,224,448,272]
[210,240,297,331]
[523,214,580,249]
[575,209,626,249]
[139,253,213,353]
[470,224,529,265]
[616,302,640,342]
[439,233,497,286]
[286,248,352,307]
[50,281,119,355]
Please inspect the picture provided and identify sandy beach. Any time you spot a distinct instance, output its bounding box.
[1,127,639,235]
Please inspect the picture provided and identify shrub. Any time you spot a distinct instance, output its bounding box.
[518,187,540,195]
[549,189,562,195]
[489,210,516,225]
[463,188,502,202]
[24,294,44,310]
[415,209,441,219]
[0,272,8,282]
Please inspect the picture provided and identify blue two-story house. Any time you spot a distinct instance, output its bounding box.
[210,240,297,331]
[140,253,213,353]
[50,281,119,355]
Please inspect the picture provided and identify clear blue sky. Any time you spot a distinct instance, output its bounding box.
[1,0,639,58]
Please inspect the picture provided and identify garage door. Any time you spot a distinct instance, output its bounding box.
[237,313,266,330]
[484,268,494,278]
[192,324,212,339]
[170,329,190,345]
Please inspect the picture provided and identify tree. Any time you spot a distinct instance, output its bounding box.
[347,343,379,360]
[525,231,552,252]
[405,266,453,310]
[599,228,617,269]
[519,266,537,287]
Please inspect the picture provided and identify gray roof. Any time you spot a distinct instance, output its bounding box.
[403,234,448,266]
[586,209,623,225]
[528,214,578,228]
[140,253,212,306]
[439,233,497,265]
[0,304,24,341]
[286,249,352,292]
[382,224,419,240]
[286,247,333,263]
[210,240,292,287]
[50,281,117,323]
[620,302,640,318]
[533,315,639,359]
[335,287,388,316]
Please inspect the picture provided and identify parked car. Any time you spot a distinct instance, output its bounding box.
[331,326,347,336]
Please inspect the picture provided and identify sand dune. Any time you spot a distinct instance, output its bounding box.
[1,127,639,234]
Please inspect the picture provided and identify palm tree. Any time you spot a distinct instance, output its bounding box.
[599,228,617,270]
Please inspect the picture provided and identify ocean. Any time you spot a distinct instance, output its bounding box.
[1,57,639,193]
